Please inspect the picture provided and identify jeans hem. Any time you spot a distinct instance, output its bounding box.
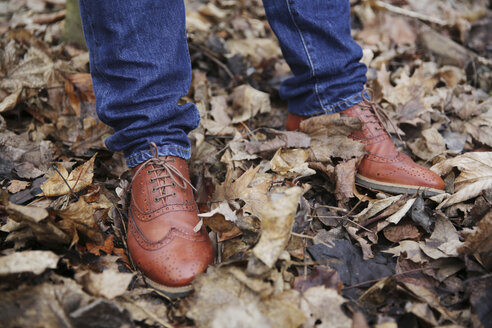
[126,145,191,168]
[290,90,368,117]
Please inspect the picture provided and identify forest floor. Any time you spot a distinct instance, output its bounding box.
[1,0,492,327]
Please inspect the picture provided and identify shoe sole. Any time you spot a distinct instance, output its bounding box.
[144,276,193,299]
[356,174,444,197]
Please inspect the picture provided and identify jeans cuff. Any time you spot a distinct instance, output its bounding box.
[291,90,369,117]
[125,145,191,168]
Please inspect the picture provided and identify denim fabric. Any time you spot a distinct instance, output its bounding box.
[79,0,367,167]
[263,0,368,116]
[79,0,198,167]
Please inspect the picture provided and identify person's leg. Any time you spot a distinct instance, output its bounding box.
[263,0,444,196]
[79,0,214,297]
[79,0,199,167]
[262,0,367,117]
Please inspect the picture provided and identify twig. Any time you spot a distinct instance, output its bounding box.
[373,0,448,26]
[53,165,79,201]
[291,232,335,249]
[189,43,236,81]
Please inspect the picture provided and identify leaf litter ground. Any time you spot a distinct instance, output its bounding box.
[1,0,492,327]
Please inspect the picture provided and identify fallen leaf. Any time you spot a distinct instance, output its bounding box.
[7,180,30,193]
[308,240,396,286]
[353,195,402,223]
[187,266,305,328]
[245,128,311,155]
[384,240,428,264]
[300,113,365,162]
[6,201,48,223]
[86,234,114,256]
[425,216,463,257]
[230,84,271,123]
[227,38,281,65]
[116,288,169,327]
[270,148,315,179]
[408,127,446,161]
[56,197,105,246]
[41,154,97,197]
[249,186,303,270]
[299,286,352,328]
[459,209,492,270]
[383,221,420,243]
[80,268,134,299]
[0,276,95,328]
[0,250,60,275]
[335,159,357,201]
[431,152,492,208]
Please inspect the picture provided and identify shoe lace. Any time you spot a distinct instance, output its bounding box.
[131,142,196,205]
[360,90,402,141]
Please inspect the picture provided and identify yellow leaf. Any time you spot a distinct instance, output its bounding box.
[41,154,97,197]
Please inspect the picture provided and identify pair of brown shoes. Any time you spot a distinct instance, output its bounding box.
[128,101,444,296]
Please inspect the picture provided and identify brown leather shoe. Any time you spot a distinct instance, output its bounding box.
[286,100,445,196]
[127,143,214,297]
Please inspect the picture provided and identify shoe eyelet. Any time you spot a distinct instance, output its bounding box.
[147,170,151,174]
[152,187,156,192]
[173,192,177,196]
[172,182,175,187]
[150,178,154,183]
[154,197,159,202]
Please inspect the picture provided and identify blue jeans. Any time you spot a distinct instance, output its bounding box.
[79,0,367,167]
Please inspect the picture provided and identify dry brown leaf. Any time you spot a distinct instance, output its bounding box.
[334,159,357,201]
[86,234,114,256]
[270,148,315,179]
[353,195,402,223]
[116,288,169,326]
[41,154,97,197]
[245,129,311,155]
[424,216,463,258]
[384,240,428,264]
[463,102,492,147]
[431,152,492,208]
[7,180,30,194]
[213,165,272,218]
[187,266,305,328]
[299,286,352,328]
[250,186,303,269]
[80,268,134,299]
[0,250,60,275]
[383,221,420,243]
[227,38,281,65]
[459,209,492,270]
[230,84,271,123]
[299,113,365,162]
[408,127,446,161]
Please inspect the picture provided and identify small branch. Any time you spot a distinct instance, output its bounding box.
[53,165,79,201]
